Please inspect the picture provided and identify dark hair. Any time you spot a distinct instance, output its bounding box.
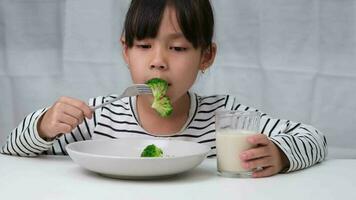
[123,0,214,50]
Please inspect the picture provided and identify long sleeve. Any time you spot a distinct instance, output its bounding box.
[0,96,106,156]
[0,108,53,156]
[230,98,328,172]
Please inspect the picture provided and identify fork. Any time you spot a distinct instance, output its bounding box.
[90,84,152,110]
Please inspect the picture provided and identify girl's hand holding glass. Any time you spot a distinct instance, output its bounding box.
[240,134,290,178]
[37,96,93,140]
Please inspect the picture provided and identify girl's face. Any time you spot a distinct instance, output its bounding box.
[122,6,216,103]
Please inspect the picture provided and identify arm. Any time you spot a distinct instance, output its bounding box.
[1,108,52,156]
[230,99,327,176]
[262,116,328,172]
[0,96,106,156]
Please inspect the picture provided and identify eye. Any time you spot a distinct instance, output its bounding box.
[170,46,187,52]
[136,44,151,49]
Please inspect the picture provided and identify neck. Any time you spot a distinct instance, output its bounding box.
[136,93,190,135]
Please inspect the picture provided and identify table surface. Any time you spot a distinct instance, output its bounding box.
[1,154,355,200]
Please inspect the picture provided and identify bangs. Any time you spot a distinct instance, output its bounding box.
[123,0,214,49]
[124,0,166,47]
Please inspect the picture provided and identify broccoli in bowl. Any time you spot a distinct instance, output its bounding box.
[140,144,163,157]
[145,78,173,117]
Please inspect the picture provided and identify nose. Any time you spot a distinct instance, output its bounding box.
[150,64,167,70]
[149,47,168,71]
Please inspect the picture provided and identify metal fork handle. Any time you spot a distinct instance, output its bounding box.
[90,95,123,111]
[89,84,151,111]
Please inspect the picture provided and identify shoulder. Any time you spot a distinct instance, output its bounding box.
[195,93,236,110]
[193,93,257,112]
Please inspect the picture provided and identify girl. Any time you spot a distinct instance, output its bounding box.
[0,0,327,178]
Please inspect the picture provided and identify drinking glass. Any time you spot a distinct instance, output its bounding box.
[215,110,260,178]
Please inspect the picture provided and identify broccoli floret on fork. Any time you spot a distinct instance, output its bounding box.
[145,78,173,117]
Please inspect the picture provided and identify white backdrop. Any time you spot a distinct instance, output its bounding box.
[0,0,355,158]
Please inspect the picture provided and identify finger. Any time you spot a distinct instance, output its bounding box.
[57,112,80,129]
[58,96,93,119]
[60,104,85,123]
[53,123,73,134]
[247,134,270,146]
[240,146,270,161]
[252,166,276,178]
[242,156,273,170]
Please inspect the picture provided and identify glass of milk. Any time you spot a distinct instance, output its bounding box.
[215,110,260,178]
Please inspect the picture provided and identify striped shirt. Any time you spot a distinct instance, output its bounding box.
[0,92,327,172]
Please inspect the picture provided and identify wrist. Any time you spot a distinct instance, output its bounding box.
[279,148,290,172]
[37,112,52,141]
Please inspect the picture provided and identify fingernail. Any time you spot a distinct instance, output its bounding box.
[241,153,248,160]
[243,162,249,169]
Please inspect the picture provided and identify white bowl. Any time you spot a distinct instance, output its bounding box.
[66,138,210,179]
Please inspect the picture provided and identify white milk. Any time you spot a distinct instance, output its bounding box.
[216,129,256,173]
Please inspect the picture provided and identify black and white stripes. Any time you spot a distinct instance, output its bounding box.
[0,92,327,173]
[1,108,50,156]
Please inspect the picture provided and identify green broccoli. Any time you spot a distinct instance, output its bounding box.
[140,144,163,157]
[146,78,168,98]
[151,96,173,117]
[146,78,173,117]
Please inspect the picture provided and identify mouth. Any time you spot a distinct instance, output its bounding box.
[145,78,172,86]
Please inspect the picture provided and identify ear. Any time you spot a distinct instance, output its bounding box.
[120,36,130,65]
[199,43,217,71]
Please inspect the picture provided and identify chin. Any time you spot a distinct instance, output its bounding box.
[140,94,154,102]
[167,92,188,104]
